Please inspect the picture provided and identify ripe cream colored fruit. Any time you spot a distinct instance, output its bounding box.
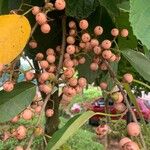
[119,137,132,148]
[79,19,89,30]
[81,33,91,42]
[64,53,70,59]
[66,36,75,44]
[40,60,49,69]
[94,26,103,36]
[66,45,75,54]
[48,64,56,73]
[22,109,33,120]
[127,122,140,136]
[25,71,34,81]
[55,0,66,10]
[11,116,19,123]
[79,42,86,49]
[47,54,56,63]
[95,124,109,136]
[62,94,72,102]
[99,82,107,90]
[41,23,51,33]
[66,87,76,97]
[102,50,112,60]
[85,42,92,50]
[35,53,44,61]
[78,57,86,64]
[111,28,119,37]
[90,63,98,71]
[16,125,27,140]
[114,103,127,113]
[15,146,24,150]
[123,73,133,83]
[63,68,75,78]
[101,39,112,49]
[36,12,47,25]
[93,46,102,55]
[46,48,54,55]
[69,29,77,36]
[40,72,49,81]
[3,81,14,92]
[123,141,140,150]
[90,39,99,47]
[75,85,82,94]
[69,21,76,29]
[29,40,37,49]
[40,84,52,94]
[121,29,129,37]
[68,77,78,87]
[73,59,79,66]
[46,109,54,117]
[78,77,87,88]
[111,92,123,103]
[109,54,116,62]
[32,6,40,15]
[63,59,74,68]
[35,106,42,113]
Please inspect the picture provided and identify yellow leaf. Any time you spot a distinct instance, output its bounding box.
[0,14,31,64]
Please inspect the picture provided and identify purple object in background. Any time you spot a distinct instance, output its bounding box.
[137,98,150,120]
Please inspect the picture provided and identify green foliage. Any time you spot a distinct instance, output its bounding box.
[0,82,36,122]
[98,0,120,17]
[66,0,99,19]
[129,0,150,49]
[116,12,137,49]
[77,53,101,84]
[67,127,103,150]
[46,111,103,150]
[122,49,150,82]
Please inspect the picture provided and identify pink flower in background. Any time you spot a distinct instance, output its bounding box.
[70,103,81,113]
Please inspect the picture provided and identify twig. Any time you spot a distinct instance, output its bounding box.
[56,15,66,79]
[103,60,147,150]
[25,15,67,150]
[30,23,38,37]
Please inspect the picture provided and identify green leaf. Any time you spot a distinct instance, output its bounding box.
[129,0,150,49]
[116,12,137,49]
[0,0,21,14]
[66,0,99,19]
[77,52,101,84]
[122,50,150,82]
[0,82,36,122]
[143,46,150,60]
[117,1,130,12]
[98,0,120,17]
[46,111,103,150]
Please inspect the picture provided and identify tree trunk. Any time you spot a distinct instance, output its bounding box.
[45,90,61,136]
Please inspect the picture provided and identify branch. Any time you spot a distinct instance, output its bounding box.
[103,60,147,150]
[56,15,66,79]
[25,15,67,150]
